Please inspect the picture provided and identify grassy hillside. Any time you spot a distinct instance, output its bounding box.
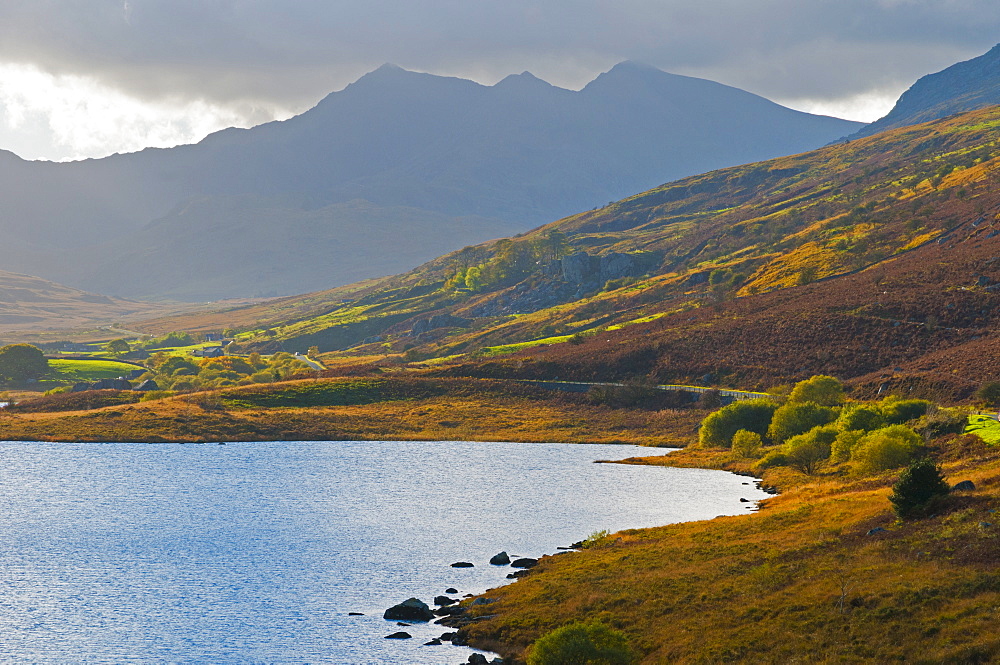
[133,104,1000,401]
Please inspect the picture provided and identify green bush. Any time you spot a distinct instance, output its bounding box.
[890,458,950,519]
[881,398,932,425]
[851,425,922,475]
[0,343,48,383]
[767,401,837,444]
[699,398,777,448]
[731,429,764,458]
[788,375,845,406]
[754,449,790,471]
[837,404,886,432]
[528,620,636,665]
[831,429,865,463]
[782,425,837,474]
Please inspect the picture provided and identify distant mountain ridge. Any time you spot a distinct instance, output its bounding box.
[850,43,1000,139]
[0,62,862,300]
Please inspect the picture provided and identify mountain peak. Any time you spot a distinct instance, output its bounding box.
[850,42,1000,139]
[494,71,554,91]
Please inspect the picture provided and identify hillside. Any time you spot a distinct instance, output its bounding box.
[851,42,1000,139]
[0,269,196,336]
[136,104,1000,400]
[0,63,860,300]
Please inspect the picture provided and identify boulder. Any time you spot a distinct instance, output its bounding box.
[867,527,887,536]
[347,612,364,616]
[440,632,458,642]
[445,587,459,594]
[424,638,442,645]
[469,654,489,665]
[434,595,457,606]
[70,382,91,393]
[471,597,497,606]
[384,631,411,639]
[451,561,475,568]
[952,480,976,491]
[383,598,435,622]
[489,551,511,565]
[510,557,537,569]
[134,379,160,392]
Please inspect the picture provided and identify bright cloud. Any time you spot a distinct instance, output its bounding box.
[0,64,282,161]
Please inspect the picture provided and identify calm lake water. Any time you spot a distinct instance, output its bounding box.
[0,440,769,664]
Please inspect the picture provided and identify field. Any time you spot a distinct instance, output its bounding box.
[46,358,144,383]
[966,414,1000,444]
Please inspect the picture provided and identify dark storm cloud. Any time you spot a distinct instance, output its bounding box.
[0,0,997,107]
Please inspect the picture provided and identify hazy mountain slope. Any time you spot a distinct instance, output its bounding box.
[141,104,1000,396]
[850,43,1000,139]
[0,63,861,300]
[0,270,192,334]
[67,197,514,301]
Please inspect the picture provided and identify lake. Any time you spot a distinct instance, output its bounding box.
[0,440,769,663]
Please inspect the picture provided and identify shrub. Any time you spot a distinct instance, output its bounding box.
[767,401,837,444]
[699,398,777,448]
[782,425,837,474]
[754,449,789,471]
[831,429,865,463]
[881,397,932,425]
[731,429,763,458]
[580,529,611,549]
[913,407,968,439]
[528,620,636,665]
[889,458,950,519]
[851,425,922,475]
[837,404,886,432]
[788,375,845,406]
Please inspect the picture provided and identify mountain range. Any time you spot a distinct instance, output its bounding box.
[0,62,861,300]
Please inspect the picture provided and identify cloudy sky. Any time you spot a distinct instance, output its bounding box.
[0,1,997,161]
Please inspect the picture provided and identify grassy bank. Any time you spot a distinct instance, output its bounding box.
[455,440,1000,664]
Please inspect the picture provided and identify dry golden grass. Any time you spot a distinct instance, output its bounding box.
[458,443,1000,664]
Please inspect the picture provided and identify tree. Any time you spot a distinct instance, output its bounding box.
[767,401,837,444]
[104,339,131,357]
[782,426,837,474]
[890,458,950,519]
[0,344,48,383]
[788,375,845,406]
[699,398,778,448]
[851,425,922,475]
[837,404,885,432]
[528,621,635,665]
[731,429,763,458]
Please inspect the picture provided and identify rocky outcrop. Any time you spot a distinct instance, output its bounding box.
[134,379,159,391]
[383,598,435,622]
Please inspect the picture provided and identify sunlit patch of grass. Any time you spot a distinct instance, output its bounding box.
[965,414,1000,444]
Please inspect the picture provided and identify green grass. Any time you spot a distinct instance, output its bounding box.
[965,414,1000,444]
[47,359,143,382]
[479,334,576,356]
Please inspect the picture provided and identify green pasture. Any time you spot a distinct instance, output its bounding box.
[965,414,1000,444]
[47,359,144,383]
